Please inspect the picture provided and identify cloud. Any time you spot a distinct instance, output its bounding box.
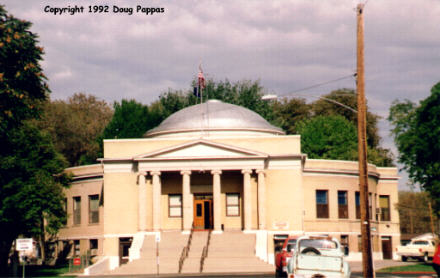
[3,0,439,189]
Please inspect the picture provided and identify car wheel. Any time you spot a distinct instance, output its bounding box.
[401,256,407,262]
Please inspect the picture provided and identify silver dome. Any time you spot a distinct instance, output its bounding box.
[144,100,284,137]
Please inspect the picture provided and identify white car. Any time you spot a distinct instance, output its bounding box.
[396,238,436,262]
[286,235,351,278]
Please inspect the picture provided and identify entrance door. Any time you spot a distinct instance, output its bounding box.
[381,237,392,259]
[193,199,213,230]
[119,237,132,264]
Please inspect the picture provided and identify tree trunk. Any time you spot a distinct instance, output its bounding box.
[39,214,46,265]
[0,238,14,277]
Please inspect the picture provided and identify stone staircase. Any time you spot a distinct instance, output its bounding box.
[203,231,274,273]
[180,231,209,273]
[106,231,188,275]
[105,230,273,275]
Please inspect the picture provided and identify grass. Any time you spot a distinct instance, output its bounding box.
[378,263,435,273]
[14,264,77,278]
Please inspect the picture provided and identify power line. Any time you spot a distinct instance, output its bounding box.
[278,73,357,97]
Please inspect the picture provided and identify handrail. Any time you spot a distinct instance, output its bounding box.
[178,222,194,273]
[178,246,187,273]
[199,229,212,273]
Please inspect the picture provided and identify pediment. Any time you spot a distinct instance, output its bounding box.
[134,139,267,160]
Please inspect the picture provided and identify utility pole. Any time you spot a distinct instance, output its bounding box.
[428,201,435,235]
[356,3,375,278]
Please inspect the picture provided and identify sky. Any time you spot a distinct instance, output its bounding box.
[3,0,439,190]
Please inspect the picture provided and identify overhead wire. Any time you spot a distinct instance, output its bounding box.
[271,73,359,113]
[278,73,357,97]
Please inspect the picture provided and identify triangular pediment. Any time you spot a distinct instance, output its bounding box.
[134,139,267,160]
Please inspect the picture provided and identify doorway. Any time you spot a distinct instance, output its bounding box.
[193,194,213,230]
[381,236,392,259]
[119,237,132,264]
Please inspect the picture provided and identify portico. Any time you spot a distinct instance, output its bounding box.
[136,157,267,233]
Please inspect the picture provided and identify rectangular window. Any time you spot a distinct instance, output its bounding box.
[226,193,240,216]
[379,195,391,221]
[369,193,372,220]
[90,239,98,256]
[338,191,348,219]
[168,194,182,217]
[73,196,81,225]
[316,190,329,218]
[74,240,80,256]
[358,235,362,252]
[63,198,68,225]
[355,192,360,219]
[90,239,98,250]
[88,195,99,224]
[341,235,349,254]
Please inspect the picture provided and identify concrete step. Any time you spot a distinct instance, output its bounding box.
[108,232,189,275]
[181,257,202,273]
[201,232,273,274]
[180,231,209,273]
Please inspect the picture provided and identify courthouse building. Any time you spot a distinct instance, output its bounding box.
[57,100,400,269]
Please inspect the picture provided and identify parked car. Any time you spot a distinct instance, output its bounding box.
[275,236,298,276]
[286,235,351,278]
[396,238,436,262]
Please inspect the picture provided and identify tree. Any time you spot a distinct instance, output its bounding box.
[312,89,393,166]
[0,6,69,273]
[389,82,440,215]
[295,115,358,161]
[397,191,438,235]
[311,89,380,148]
[1,123,69,268]
[0,5,48,132]
[38,93,113,166]
[202,79,275,123]
[271,97,311,135]
[101,99,155,139]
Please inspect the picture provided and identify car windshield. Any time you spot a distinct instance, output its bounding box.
[299,239,337,249]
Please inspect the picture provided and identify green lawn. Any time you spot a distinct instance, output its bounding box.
[378,263,435,273]
[16,264,77,278]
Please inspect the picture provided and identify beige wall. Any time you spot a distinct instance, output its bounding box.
[104,135,301,158]
[266,169,303,232]
[161,172,182,230]
[59,179,104,239]
[58,165,104,257]
[103,172,138,235]
[221,172,243,229]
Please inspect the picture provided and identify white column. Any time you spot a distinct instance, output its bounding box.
[181,170,192,231]
[138,172,147,231]
[256,170,266,230]
[212,170,222,232]
[242,169,252,231]
[151,171,161,231]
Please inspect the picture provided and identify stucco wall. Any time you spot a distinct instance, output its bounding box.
[266,168,303,232]
[103,172,138,235]
[103,135,301,158]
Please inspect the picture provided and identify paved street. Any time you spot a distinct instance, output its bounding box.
[84,273,438,278]
[83,259,435,278]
